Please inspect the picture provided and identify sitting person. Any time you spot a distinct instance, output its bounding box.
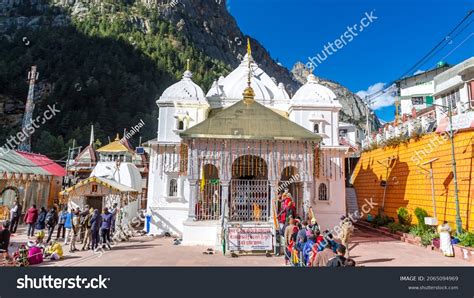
[327,245,347,267]
[27,244,44,265]
[45,241,64,261]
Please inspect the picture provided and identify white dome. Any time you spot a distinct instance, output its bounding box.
[206,54,289,101]
[292,74,340,107]
[160,70,206,103]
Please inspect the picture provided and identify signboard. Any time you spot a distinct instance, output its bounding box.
[228,227,273,251]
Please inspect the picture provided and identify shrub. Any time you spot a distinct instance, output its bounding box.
[387,222,410,234]
[420,228,438,247]
[397,207,412,225]
[458,232,474,247]
[409,224,425,237]
[372,214,394,228]
[414,207,429,227]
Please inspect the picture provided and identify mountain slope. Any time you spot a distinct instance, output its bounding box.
[0,0,379,159]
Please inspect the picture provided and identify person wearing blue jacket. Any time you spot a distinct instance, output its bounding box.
[90,209,102,251]
[303,232,316,266]
[100,207,113,249]
[35,207,47,231]
[63,209,73,245]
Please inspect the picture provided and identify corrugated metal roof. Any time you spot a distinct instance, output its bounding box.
[17,151,66,177]
[180,100,321,141]
[0,150,50,175]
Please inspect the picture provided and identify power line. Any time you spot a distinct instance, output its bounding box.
[364,10,473,104]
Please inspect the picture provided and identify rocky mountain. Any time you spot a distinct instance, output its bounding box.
[0,0,379,159]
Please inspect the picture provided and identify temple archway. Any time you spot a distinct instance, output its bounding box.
[230,155,269,222]
[197,164,221,221]
[279,166,304,217]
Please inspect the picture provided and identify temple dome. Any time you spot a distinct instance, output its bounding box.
[206,54,289,101]
[292,74,339,106]
[159,70,206,103]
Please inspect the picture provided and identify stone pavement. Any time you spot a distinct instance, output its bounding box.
[6,226,472,267]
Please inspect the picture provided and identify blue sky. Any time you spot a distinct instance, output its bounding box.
[227,0,473,122]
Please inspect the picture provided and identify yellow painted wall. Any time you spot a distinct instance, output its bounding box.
[352,130,474,231]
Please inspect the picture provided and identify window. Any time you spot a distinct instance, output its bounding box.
[318,183,328,201]
[313,123,319,134]
[468,80,474,108]
[168,179,178,197]
[411,97,424,105]
[177,120,185,131]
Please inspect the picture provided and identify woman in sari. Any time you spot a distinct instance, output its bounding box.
[437,221,454,257]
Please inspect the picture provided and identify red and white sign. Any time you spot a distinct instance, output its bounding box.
[228,227,273,251]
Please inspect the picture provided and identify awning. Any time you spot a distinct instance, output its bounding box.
[16,151,66,177]
[59,176,138,196]
[0,150,50,175]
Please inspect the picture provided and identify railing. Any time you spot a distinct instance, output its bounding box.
[230,180,269,222]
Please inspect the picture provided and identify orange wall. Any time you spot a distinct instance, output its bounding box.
[352,130,474,231]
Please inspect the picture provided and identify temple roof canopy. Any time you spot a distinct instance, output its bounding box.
[180,100,321,141]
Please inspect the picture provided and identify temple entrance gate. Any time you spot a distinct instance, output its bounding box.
[230,155,270,222]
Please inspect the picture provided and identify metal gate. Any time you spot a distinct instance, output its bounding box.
[196,181,221,221]
[230,180,269,222]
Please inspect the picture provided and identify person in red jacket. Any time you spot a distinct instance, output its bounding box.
[24,204,38,238]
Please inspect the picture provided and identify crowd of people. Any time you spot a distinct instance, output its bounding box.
[0,201,120,267]
[277,189,355,267]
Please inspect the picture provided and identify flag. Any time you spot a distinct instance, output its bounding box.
[200,166,205,192]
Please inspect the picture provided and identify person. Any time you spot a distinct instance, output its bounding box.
[78,205,90,243]
[44,240,63,261]
[284,218,297,246]
[63,208,73,245]
[23,204,38,238]
[0,220,11,254]
[340,216,354,258]
[323,230,340,253]
[302,232,316,266]
[438,221,454,257]
[9,201,21,233]
[45,208,58,244]
[297,221,308,244]
[81,208,93,251]
[100,207,113,249]
[90,209,102,251]
[309,217,319,233]
[70,209,80,252]
[56,207,68,240]
[35,207,47,233]
[110,203,119,235]
[311,241,335,267]
[327,245,347,267]
[284,228,298,265]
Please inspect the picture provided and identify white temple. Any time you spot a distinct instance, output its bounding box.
[146,44,348,250]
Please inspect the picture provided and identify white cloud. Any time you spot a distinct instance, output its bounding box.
[356,82,396,110]
[413,69,425,75]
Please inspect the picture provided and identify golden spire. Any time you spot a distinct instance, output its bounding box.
[186,59,190,71]
[243,37,255,104]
